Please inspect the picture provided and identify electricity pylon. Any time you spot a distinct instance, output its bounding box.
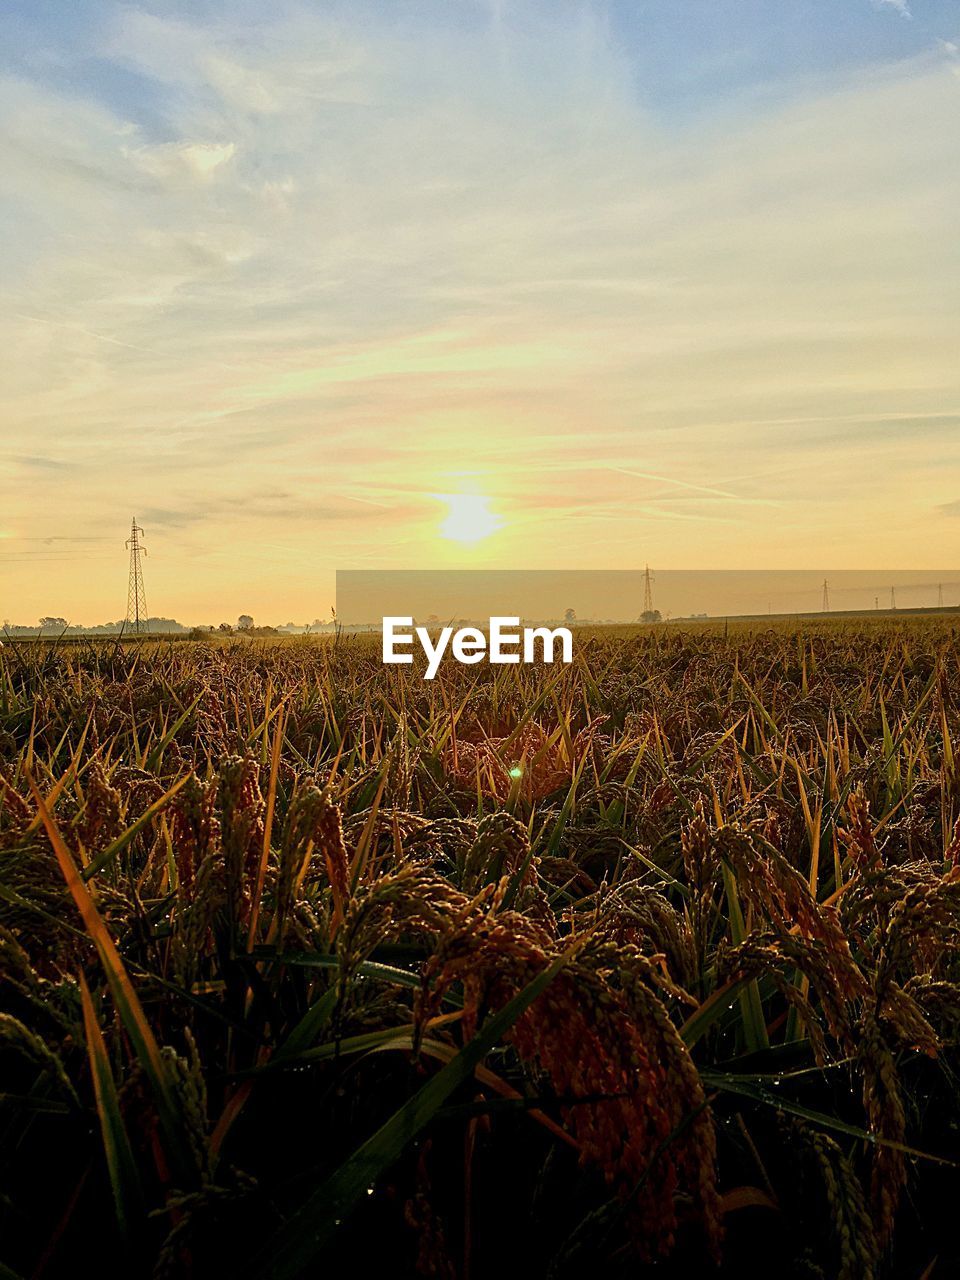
[938,583,944,608]
[125,518,148,634]
[643,565,655,616]
[890,586,897,611]
[821,579,830,612]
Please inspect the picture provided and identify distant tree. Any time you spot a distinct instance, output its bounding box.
[640,609,662,624]
[564,607,576,623]
[219,622,233,633]
[39,617,68,632]
[238,614,254,631]
[142,617,187,634]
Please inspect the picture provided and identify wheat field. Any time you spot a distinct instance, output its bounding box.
[1,621,959,1278]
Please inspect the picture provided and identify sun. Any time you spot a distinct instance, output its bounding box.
[436,493,503,545]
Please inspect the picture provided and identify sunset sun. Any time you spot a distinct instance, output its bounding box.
[435,493,503,545]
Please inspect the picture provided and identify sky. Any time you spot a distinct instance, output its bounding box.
[1,0,958,625]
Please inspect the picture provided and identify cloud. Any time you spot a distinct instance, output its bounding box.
[6,454,74,472]
[139,506,205,530]
[938,500,960,518]
[12,535,110,544]
[125,140,237,182]
[875,0,912,17]
[140,490,418,531]
[0,3,958,618]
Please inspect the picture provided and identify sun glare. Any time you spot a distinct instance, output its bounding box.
[436,494,503,545]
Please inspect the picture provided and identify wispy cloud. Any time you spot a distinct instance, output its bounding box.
[0,3,958,618]
[875,0,912,18]
[5,455,75,472]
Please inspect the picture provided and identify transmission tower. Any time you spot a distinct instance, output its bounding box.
[821,578,830,612]
[938,582,944,608]
[890,586,897,611]
[642,565,655,617]
[125,518,148,634]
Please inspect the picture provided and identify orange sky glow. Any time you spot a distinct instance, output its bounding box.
[2,4,958,624]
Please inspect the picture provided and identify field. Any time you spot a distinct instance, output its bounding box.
[2,621,960,1279]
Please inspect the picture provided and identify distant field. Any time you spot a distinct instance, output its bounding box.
[5,605,960,645]
[2,619,959,1278]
